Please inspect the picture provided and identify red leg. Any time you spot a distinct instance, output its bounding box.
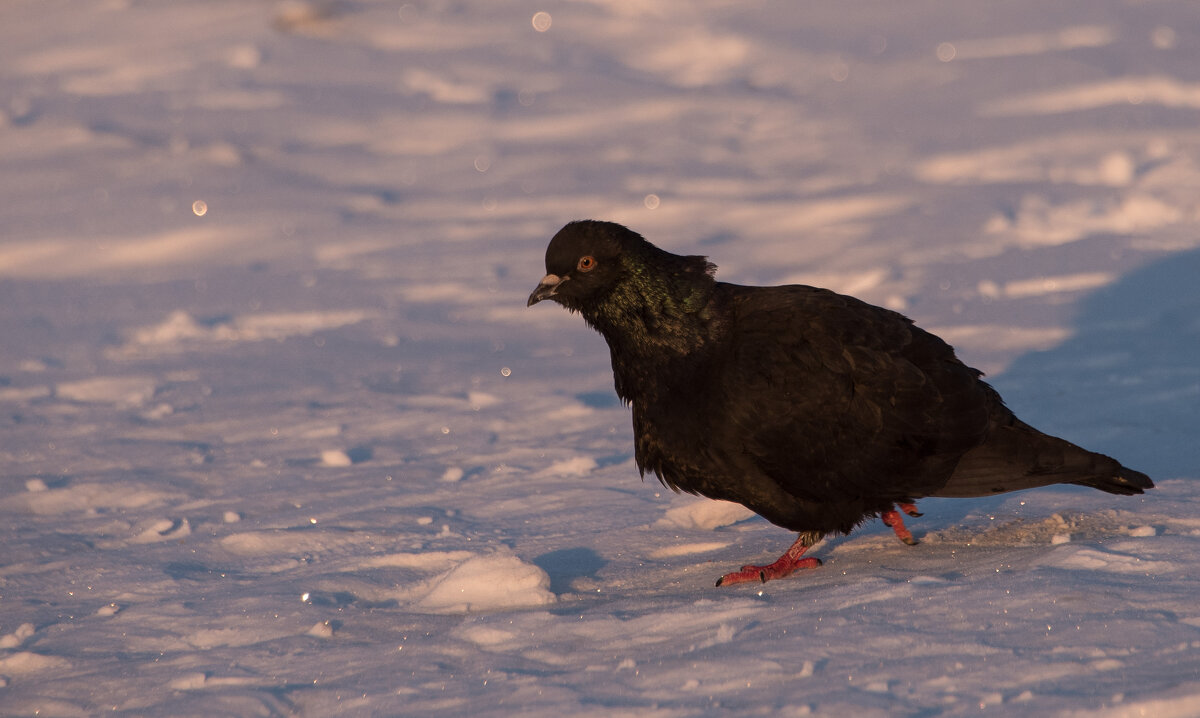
[881,508,919,545]
[898,502,922,517]
[715,532,823,587]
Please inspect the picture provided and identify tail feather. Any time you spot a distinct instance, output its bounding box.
[1073,465,1154,496]
[935,419,1154,499]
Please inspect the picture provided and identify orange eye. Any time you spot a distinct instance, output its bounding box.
[577,255,597,272]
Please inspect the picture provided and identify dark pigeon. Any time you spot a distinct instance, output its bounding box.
[527,220,1154,587]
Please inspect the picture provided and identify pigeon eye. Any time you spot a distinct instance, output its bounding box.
[577,255,597,272]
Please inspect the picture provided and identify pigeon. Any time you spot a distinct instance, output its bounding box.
[527,220,1154,587]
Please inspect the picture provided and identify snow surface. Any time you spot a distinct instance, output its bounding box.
[2,0,1199,715]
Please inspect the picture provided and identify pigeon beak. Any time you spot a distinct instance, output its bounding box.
[527,273,566,306]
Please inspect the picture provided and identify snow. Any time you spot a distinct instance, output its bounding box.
[657,496,757,531]
[416,550,557,614]
[2,0,1199,715]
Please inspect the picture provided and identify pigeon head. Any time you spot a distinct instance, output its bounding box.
[528,220,715,311]
[526,220,634,312]
[527,220,719,359]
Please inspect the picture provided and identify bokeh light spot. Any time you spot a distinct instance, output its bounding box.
[643,194,660,210]
[936,42,956,62]
[532,11,552,32]
[1152,26,1177,50]
[192,200,208,216]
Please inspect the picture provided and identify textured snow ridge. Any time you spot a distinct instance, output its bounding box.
[112,309,376,357]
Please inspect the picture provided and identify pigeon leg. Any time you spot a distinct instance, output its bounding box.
[881,508,919,545]
[715,532,823,587]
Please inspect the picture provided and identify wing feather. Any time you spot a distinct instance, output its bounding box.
[716,284,993,504]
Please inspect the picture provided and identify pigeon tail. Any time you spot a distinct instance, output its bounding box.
[1073,465,1154,496]
[935,419,1154,499]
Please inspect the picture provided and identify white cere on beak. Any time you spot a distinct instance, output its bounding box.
[528,273,568,306]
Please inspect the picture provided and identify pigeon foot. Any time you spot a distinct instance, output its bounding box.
[716,533,822,587]
[881,506,920,545]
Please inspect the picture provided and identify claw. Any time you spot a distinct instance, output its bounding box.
[898,502,923,517]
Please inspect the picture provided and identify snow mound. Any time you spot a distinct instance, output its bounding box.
[534,456,597,478]
[416,551,556,614]
[649,541,730,558]
[111,309,375,356]
[0,651,69,674]
[1060,692,1200,718]
[0,623,35,649]
[4,481,183,516]
[319,449,353,467]
[981,75,1200,116]
[55,376,157,406]
[656,497,755,530]
[1038,545,1175,574]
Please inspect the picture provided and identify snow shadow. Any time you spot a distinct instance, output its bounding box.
[533,547,607,595]
[991,247,1200,480]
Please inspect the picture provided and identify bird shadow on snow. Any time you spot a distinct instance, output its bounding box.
[989,246,1200,482]
[892,248,1198,537]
